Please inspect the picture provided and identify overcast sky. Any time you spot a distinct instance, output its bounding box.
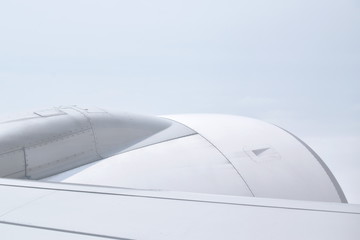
[0,0,359,203]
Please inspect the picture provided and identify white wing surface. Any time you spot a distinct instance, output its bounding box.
[0,179,359,240]
[0,106,357,239]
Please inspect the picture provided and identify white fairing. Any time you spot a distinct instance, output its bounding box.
[0,106,346,203]
[47,135,253,196]
[0,106,195,179]
[163,114,347,202]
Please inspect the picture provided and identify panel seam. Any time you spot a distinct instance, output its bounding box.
[0,182,358,215]
[160,117,255,197]
[273,124,348,203]
[0,221,132,240]
[70,107,102,159]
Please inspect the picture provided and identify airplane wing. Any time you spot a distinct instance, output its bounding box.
[1,178,359,240]
[0,106,358,239]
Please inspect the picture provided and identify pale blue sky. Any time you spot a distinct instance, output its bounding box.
[0,0,359,202]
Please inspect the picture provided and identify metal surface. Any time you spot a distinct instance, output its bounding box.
[0,150,25,178]
[0,222,130,240]
[73,107,196,158]
[163,114,345,202]
[0,179,359,240]
[0,106,195,179]
[277,125,348,203]
[45,135,253,196]
[0,107,348,203]
[0,107,355,239]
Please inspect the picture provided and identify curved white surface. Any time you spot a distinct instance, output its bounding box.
[0,107,356,239]
[163,114,345,203]
[0,106,346,203]
[45,135,253,196]
[44,112,346,203]
[0,106,195,179]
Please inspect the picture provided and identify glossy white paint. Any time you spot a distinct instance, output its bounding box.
[80,107,195,158]
[0,107,356,239]
[45,135,253,196]
[164,114,346,202]
[0,106,194,179]
[0,106,347,203]
[0,107,95,179]
[0,224,112,240]
[0,179,359,240]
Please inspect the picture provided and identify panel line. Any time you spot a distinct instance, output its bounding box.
[0,182,358,215]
